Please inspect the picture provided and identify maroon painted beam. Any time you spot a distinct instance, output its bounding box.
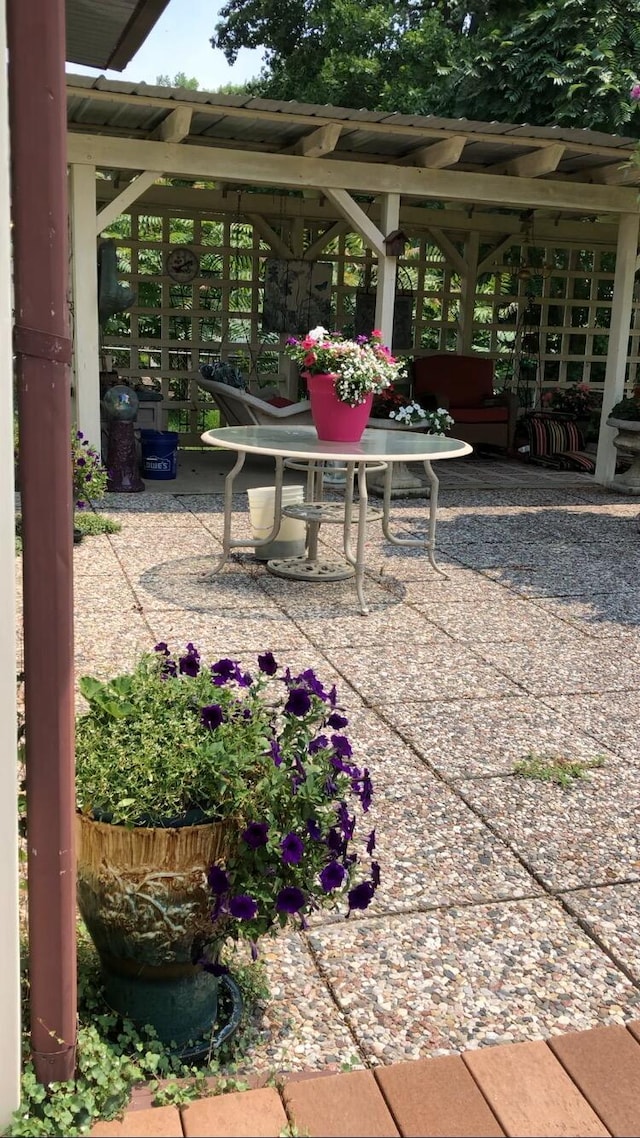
[8,0,77,1083]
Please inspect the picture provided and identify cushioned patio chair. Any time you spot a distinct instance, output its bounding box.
[411,353,517,451]
[197,375,313,428]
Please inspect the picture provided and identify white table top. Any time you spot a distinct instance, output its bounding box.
[201,425,472,463]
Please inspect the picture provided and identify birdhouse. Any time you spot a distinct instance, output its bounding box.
[384,229,408,257]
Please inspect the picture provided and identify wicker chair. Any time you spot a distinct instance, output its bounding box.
[197,377,313,428]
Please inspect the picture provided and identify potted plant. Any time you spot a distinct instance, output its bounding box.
[541,383,601,442]
[75,643,378,1055]
[285,326,404,442]
[370,390,454,433]
[606,392,640,491]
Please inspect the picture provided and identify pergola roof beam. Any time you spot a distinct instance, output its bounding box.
[490,143,566,178]
[68,132,640,215]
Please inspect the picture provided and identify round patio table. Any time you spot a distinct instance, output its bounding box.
[201,425,472,614]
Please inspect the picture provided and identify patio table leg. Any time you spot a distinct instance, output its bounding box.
[380,459,448,579]
[214,451,288,571]
[355,462,370,615]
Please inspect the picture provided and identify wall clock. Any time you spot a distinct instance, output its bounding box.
[165,246,200,283]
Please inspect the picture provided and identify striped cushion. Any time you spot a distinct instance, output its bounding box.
[522,413,594,474]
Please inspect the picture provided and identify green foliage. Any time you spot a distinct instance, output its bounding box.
[156,72,200,90]
[6,933,268,1136]
[608,395,640,420]
[76,646,378,943]
[212,0,640,133]
[73,513,122,537]
[514,752,605,787]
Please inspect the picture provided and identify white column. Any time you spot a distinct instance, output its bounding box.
[0,0,22,1125]
[375,194,400,346]
[595,212,640,485]
[69,163,101,447]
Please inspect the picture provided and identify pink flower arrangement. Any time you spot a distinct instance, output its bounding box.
[285,326,404,406]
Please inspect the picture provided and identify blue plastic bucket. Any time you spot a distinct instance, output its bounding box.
[139,429,179,480]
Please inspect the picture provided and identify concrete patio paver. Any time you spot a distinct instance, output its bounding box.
[61,463,640,1132]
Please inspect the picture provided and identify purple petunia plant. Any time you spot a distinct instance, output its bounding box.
[76,644,379,957]
[71,428,107,509]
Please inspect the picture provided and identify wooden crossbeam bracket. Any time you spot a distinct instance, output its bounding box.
[303,220,348,261]
[284,123,342,159]
[149,107,193,143]
[478,235,517,275]
[322,188,386,257]
[96,170,161,234]
[399,137,466,169]
[245,213,293,259]
[426,226,465,276]
[490,143,566,179]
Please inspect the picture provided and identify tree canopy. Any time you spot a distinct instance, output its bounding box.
[211,0,640,135]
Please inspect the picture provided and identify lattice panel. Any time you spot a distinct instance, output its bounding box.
[100,206,640,444]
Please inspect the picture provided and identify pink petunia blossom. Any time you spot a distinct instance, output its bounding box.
[631,83,640,101]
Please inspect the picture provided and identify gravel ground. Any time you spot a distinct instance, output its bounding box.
[59,474,640,1072]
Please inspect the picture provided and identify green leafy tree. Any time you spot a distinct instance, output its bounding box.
[211,0,640,133]
[156,71,200,89]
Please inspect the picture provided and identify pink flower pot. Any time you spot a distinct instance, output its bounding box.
[304,373,374,443]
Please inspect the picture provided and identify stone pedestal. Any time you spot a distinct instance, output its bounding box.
[607,417,640,495]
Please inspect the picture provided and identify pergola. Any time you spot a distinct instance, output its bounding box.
[65,75,640,485]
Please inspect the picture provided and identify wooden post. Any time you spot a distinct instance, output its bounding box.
[69,163,101,446]
[595,212,640,485]
[0,0,22,1123]
[458,231,479,354]
[375,194,400,346]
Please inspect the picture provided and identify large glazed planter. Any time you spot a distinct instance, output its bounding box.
[606,417,640,494]
[76,813,237,1051]
[304,372,374,443]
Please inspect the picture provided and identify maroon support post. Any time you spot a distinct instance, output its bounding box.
[8,0,77,1082]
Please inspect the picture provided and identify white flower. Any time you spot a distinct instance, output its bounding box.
[307,326,328,342]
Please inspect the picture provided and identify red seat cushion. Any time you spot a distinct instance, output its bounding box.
[413,355,494,405]
[452,405,509,423]
[267,396,295,407]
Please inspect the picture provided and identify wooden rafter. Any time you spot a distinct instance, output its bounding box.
[490,143,566,179]
[149,107,192,143]
[399,137,465,169]
[284,123,342,158]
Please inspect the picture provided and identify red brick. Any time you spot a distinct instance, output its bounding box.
[376,1054,504,1137]
[549,1025,640,1137]
[463,1040,608,1137]
[91,1104,182,1137]
[283,1069,399,1137]
[181,1087,288,1137]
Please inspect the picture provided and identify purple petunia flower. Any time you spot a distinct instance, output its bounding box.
[257,651,278,675]
[307,817,322,841]
[242,821,269,849]
[201,703,224,730]
[327,712,348,729]
[276,886,306,914]
[295,668,327,701]
[308,734,329,755]
[238,670,253,688]
[76,430,84,440]
[281,832,304,865]
[337,802,355,840]
[348,880,375,911]
[207,864,230,894]
[284,688,312,717]
[76,457,86,467]
[250,941,259,961]
[366,828,376,855]
[327,685,338,707]
[319,860,346,892]
[360,768,373,813]
[324,777,338,797]
[269,738,283,767]
[211,658,240,685]
[331,734,352,758]
[154,642,170,656]
[179,642,201,677]
[229,894,258,920]
[371,861,381,888]
[200,958,229,977]
[326,827,345,855]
